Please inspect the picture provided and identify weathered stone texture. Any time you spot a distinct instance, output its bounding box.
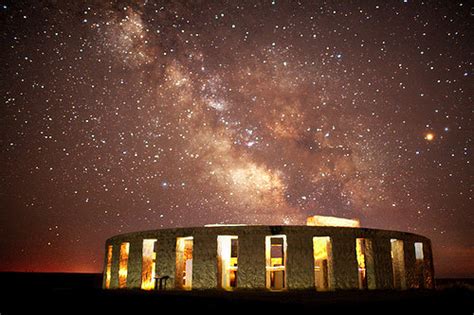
[373,238,394,289]
[238,231,266,289]
[404,240,417,289]
[103,225,434,291]
[101,244,109,288]
[286,233,313,289]
[424,241,435,289]
[331,235,359,289]
[364,238,377,290]
[155,232,177,289]
[126,239,142,288]
[109,242,120,289]
[193,234,218,289]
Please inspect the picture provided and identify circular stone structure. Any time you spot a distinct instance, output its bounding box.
[102,225,434,291]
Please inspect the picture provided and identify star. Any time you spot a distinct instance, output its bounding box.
[424,132,435,141]
[0,0,471,278]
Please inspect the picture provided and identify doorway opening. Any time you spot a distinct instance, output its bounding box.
[118,242,130,288]
[141,239,157,290]
[390,239,406,289]
[265,235,287,291]
[176,237,193,290]
[355,238,375,289]
[313,236,333,291]
[217,235,239,290]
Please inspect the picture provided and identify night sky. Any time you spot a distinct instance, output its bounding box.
[0,1,472,277]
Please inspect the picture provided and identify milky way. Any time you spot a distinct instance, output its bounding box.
[0,1,472,276]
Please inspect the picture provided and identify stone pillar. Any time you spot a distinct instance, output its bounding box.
[101,244,108,289]
[126,239,142,289]
[238,233,266,289]
[331,235,359,289]
[423,240,435,289]
[286,234,313,290]
[364,239,377,289]
[192,234,218,289]
[327,238,336,290]
[155,235,177,290]
[109,241,120,289]
[404,240,417,289]
[373,238,394,289]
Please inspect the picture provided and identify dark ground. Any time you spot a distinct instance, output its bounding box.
[0,272,472,314]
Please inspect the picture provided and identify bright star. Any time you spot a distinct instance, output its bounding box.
[424,132,435,141]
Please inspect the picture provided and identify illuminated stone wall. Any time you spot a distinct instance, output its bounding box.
[103,226,434,291]
[373,238,394,289]
[126,239,142,288]
[331,235,359,289]
[154,233,176,288]
[404,239,435,289]
[101,244,112,289]
[109,241,120,289]
[372,237,394,290]
[193,234,218,289]
[238,231,266,289]
[286,232,314,289]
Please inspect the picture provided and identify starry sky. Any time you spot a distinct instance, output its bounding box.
[0,1,472,277]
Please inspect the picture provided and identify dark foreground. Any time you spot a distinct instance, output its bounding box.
[0,273,472,314]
